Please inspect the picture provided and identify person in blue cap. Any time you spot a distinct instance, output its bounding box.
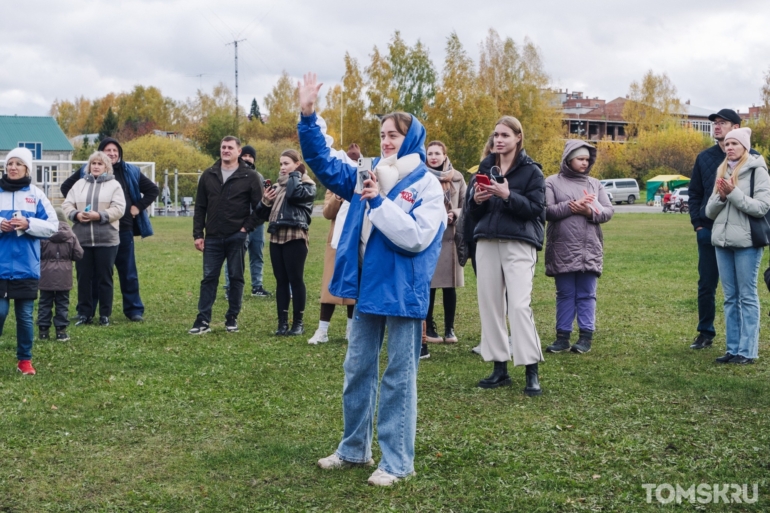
[297,73,446,487]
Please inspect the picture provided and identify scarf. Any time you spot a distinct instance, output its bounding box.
[360,153,422,254]
[0,175,31,192]
[429,158,455,210]
[268,173,291,224]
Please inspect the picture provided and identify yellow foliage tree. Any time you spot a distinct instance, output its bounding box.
[122,135,213,198]
[622,70,682,137]
[424,32,498,171]
[478,29,563,174]
[263,71,299,141]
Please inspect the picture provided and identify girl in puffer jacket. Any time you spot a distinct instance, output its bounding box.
[544,140,613,354]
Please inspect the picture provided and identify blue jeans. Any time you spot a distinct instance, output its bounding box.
[115,231,144,318]
[555,272,598,332]
[335,307,422,478]
[224,224,265,290]
[715,246,763,358]
[0,299,35,360]
[197,232,246,324]
[696,228,720,337]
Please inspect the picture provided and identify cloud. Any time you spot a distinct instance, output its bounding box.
[1,0,768,118]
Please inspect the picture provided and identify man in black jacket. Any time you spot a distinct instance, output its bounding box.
[61,137,159,322]
[687,108,758,350]
[190,136,263,334]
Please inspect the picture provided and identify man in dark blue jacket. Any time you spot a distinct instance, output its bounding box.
[688,108,758,349]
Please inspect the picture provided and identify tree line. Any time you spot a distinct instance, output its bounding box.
[51,29,770,199]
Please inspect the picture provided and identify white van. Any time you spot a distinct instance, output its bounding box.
[599,179,640,204]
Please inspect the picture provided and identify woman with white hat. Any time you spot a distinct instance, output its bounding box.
[706,127,770,364]
[0,147,58,375]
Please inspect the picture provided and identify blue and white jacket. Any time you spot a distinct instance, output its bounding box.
[299,112,446,319]
[0,184,58,282]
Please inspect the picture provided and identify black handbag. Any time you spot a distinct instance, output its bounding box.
[748,169,770,248]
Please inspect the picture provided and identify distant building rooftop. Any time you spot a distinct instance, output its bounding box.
[0,115,74,152]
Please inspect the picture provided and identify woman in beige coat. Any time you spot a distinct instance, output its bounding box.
[307,145,359,344]
[422,141,466,355]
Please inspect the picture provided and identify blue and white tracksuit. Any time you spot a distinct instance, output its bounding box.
[0,184,57,361]
[299,112,446,478]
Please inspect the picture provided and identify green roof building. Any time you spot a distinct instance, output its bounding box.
[0,115,74,195]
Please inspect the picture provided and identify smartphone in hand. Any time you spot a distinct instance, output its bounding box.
[356,157,373,194]
[475,174,491,187]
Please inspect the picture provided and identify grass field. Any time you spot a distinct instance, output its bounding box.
[1,214,769,512]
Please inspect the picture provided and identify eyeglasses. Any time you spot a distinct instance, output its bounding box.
[713,120,733,127]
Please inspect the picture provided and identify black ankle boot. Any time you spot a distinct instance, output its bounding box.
[524,363,542,396]
[546,330,571,353]
[287,314,304,336]
[477,361,512,389]
[275,312,289,336]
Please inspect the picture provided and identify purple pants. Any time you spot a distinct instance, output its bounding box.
[555,272,598,333]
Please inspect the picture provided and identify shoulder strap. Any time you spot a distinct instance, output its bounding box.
[751,169,756,198]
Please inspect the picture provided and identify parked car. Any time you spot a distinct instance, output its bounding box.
[600,179,640,205]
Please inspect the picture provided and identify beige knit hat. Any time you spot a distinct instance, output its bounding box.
[724,127,752,152]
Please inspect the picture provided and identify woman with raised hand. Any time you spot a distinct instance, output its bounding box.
[298,73,446,487]
[62,151,126,327]
[0,148,58,375]
[469,116,546,396]
[421,141,466,358]
[256,149,316,336]
[706,127,770,365]
[544,140,613,355]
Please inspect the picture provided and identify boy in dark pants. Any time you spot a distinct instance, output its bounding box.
[37,209,83,341]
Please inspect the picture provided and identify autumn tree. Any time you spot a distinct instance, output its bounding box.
[321,53,375,155]
[750,67,770,158]
[184,83,238,158]
[424,32,497,171]
[622,70,682,137]
[263,71,299,141]
[478,29,563,174]
[122,134,213,198]
[388,32,437,119]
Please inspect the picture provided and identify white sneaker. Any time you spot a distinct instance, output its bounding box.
[308,328,329,345]
[367,468,415,486]
[471,345,481,355]
[317,453,374,469]
[345,324,351,341]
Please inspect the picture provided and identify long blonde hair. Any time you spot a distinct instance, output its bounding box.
[713,151,750,193]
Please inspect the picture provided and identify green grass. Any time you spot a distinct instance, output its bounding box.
[1,214,769,512]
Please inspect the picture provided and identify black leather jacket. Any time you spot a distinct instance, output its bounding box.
[468,150,546,250]
[255,171,316,233]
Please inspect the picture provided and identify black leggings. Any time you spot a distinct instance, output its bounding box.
[270,239,308,319]
[320,303,355,322]
[426,287,457,330]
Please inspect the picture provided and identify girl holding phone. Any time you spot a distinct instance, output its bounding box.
[469,116,546,396]
[298,73,446,486]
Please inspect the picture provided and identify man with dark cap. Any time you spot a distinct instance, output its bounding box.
[687,109,759,350]
[223,145,271,298]
[61,137,159,322]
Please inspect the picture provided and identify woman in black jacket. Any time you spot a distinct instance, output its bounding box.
[469,116,546,396]
[257,149,316,336]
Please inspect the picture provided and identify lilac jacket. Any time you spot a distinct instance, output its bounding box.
[545,140,613,277]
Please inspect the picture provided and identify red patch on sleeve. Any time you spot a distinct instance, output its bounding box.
[400,191,415,204]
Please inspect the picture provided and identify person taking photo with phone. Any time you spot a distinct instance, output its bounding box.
[256,149,316,336]
[297,73,446,486]
[469,116,545,396]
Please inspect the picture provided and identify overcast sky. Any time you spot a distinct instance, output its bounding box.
[2,0,769,119]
